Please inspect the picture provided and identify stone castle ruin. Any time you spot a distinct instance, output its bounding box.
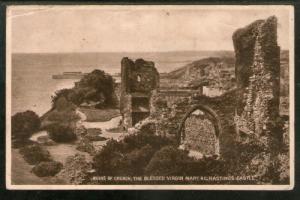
[120,57,159,130]
[119,16,284,160]
[233,16,281,149]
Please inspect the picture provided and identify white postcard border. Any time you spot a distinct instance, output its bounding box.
[5,5,295,190]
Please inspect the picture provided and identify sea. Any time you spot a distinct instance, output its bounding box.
[11,51,233,116]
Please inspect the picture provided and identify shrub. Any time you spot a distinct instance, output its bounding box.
[222,140,265,175]
[92,132,174,176]
[93,144,156,176]
[46,124,77,143]
[92,130,229,178]
[92,140,126,175]
[84,128,106,141]
[76,138,96,155]
[184,156,227,177]
[121,132,175,152]
[85,134,107,142]
[54,96,75,112]
[19,144,52,165]
[108,131,174,153]
[144,146,227,177]
[32,161,63,177]
[51,88,75,108]
[12,110,41,141]
[120,145,156,175]
[145,146,192,176]
[12,139,37,149]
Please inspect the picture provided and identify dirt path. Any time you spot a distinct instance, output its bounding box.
[76,108,128,150]
[11,109,128,185]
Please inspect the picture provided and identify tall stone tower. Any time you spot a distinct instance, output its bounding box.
[120,57,159,130]
[233,16,281,147]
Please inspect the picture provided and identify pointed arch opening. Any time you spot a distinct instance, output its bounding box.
[178,104,221,156]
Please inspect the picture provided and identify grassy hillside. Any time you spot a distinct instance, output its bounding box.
[162,56,235,90]
[165,57,235,80]
[163,50,289,92]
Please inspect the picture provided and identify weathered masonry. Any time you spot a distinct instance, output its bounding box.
[119,16,283,161]
[120,57,159,130]
[178,104,221,156]
[150,16,283,159]
[233,16,281,148]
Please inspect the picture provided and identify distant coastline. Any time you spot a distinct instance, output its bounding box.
[11,50,289,116]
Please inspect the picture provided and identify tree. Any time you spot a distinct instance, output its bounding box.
[54,96,74,112]
[51,88,74,108]
[76,70,116,107]
[51,70,117,108]
[11,110,41,140]
[145,146,191,176]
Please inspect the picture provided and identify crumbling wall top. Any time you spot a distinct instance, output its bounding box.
[233,16,281,147]
[121,57,159,94]
[233,16,278,89]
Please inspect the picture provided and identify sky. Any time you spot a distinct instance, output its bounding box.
[7,5,293,53]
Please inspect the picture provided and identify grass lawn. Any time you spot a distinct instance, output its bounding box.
[11,145,91,185]
[79,108,120,122]
[11,149,65,185]
[11,149,46,185]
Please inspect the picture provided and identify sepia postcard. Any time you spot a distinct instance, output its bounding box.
[5,5,294,190]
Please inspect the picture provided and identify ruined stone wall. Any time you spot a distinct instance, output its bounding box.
[191,90,238,158]
[120,57,159,94]
[131,59,159,92]
[233,16,281,149]
[121,94,132,129]
[231,16,287,183]
[149,16,281,160]
[144,16,286,182]
[150,89,238,158]
[149,91,190,137]
[184,116,217,155]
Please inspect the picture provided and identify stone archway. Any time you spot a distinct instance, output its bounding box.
[178,104,221,156]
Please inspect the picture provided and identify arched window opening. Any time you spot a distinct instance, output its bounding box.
[137,75,141,82]
[178,105,220,157]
